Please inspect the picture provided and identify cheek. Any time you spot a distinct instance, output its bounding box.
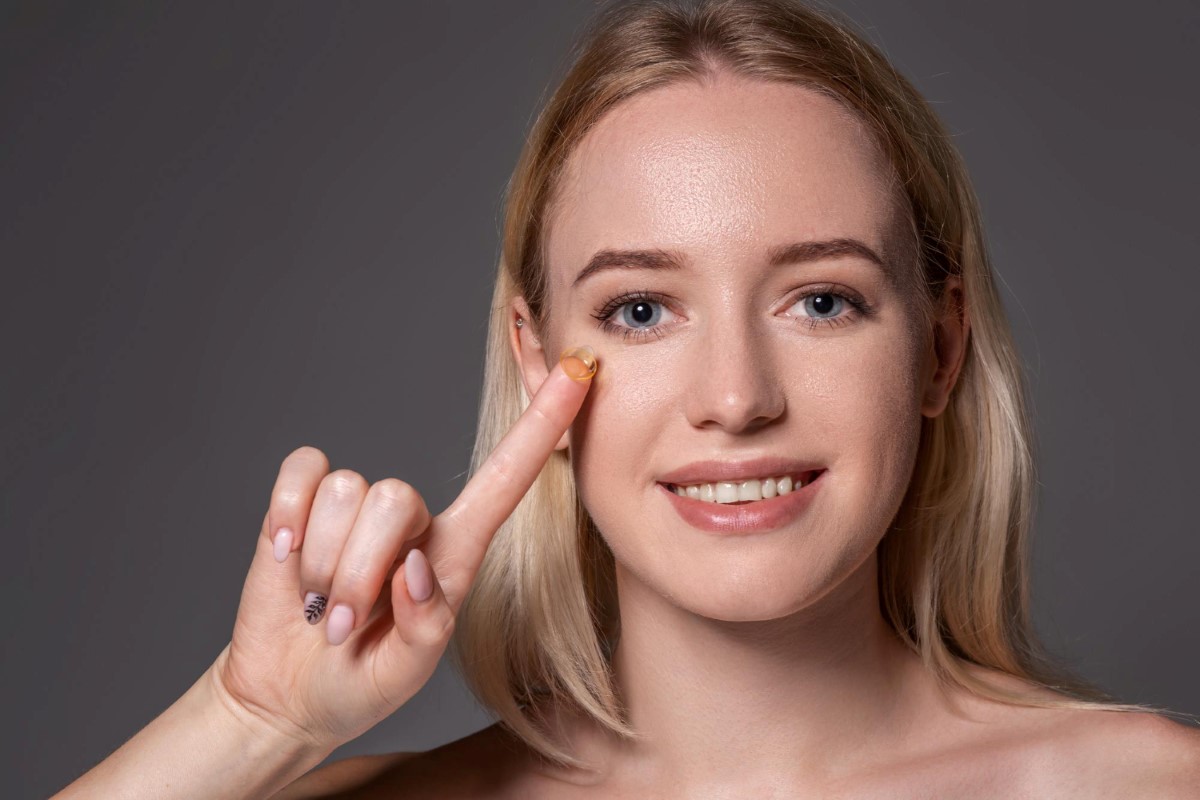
[567,326,926,504]
[806,331,926,523]
[568,346,679,485]
[562,326,928,620]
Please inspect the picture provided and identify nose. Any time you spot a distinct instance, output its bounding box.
[683,316,786,433]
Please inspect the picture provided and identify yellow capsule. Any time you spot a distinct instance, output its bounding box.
[559,345,598,382]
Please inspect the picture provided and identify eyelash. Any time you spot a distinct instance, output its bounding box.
[590,285,875,343]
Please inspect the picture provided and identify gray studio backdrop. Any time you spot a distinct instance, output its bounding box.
[3,1,1197,796]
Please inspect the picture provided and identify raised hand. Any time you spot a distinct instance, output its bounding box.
[211,345,597,753]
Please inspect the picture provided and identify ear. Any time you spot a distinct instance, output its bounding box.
[920,275,969,419]
[508,297,572,451]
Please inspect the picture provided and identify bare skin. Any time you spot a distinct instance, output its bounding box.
[53,348,599,798]
[275,72,1200,797]
[277,687,1200,799]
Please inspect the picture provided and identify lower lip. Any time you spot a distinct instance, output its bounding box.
[657,471,825,535]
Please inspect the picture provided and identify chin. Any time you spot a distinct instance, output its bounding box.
[607,513,886,625]
[683,588,818,624]
[611,538,858,622]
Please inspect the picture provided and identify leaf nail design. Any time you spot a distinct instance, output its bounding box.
[303,592,327,624]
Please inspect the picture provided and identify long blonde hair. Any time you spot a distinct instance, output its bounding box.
[449,0,1157,771]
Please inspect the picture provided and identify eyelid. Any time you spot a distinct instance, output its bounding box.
[592,284,875,342]
[783,282,869,310]
[591,290,678,324]
[590,290,679,342]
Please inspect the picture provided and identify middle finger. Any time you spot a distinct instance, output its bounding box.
[324,478,432,645]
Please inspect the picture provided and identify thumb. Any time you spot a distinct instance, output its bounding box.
[371,547,456,706]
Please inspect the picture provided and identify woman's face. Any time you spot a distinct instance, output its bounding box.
[524,74,943,622]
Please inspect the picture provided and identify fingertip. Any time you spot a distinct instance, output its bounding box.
[273,527,294,562]
[326,604,355,646]
[404,548,434,603]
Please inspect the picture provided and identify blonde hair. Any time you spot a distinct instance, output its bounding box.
[449,0,1161,771]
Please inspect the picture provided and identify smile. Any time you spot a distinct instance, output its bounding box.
[658,469,827,535]
[665,470,823,505]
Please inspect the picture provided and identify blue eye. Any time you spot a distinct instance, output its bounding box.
[591,285,874,342]
[619,299,664,328]
[591,292,673,342]
[788,290,856,327]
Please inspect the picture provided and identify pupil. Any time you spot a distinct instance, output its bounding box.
[811,294,835,316]
[631,302,654,324]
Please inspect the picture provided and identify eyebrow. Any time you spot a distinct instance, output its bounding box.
[571,237,889,288]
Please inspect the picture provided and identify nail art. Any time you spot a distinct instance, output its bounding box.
[303,591,327,624]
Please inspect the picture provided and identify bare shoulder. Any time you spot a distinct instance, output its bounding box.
[923,665,1200,797]
[1041,707,1200,797]
[272,722,537,799]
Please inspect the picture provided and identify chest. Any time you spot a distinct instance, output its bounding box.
[501,748,1077,800]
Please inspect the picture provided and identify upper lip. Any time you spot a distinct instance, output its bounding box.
[658,457,826,486]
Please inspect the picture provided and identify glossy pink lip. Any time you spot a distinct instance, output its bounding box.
[658,469,826,534]
[657,456,825,487]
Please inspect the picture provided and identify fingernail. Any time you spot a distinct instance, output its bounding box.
[405,548,433,603]
[303,591,327,624]
[273,528,293,563]
[326,604,354,646]
[559,345,597,382]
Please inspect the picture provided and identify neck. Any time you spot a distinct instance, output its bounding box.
[601,551,926,787]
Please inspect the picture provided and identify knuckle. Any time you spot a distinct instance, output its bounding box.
[370,479,424,516]
[414,608,455,647]
[272,486,307,514]
[487,447,518,488]
[322,470,368,502]
[529,401,555,428]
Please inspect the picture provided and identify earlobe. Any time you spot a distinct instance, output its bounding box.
[508,297,571,451]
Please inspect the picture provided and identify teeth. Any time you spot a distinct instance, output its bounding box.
[716,482,741,503]
[670,473,815,503]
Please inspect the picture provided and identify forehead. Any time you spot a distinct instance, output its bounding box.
[546,74,906,285]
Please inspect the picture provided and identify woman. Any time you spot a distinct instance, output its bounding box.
[55,0,1200,797]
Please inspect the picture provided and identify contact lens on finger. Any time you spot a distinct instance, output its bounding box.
[560,345,598,382]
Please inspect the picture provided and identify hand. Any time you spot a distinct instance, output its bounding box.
[209,346,597,753]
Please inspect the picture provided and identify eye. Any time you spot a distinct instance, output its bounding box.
[783,285,874,331]
[590,291,676,342]
[590,284,876,343]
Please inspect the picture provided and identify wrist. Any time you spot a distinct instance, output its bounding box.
[53,650,334,800]
[202,646,334,764]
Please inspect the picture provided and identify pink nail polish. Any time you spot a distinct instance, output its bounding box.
[405,548,433,603]
[273,528,293,563]
[326,604,354,646]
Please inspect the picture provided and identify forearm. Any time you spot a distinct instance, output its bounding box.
[53,653,333,800]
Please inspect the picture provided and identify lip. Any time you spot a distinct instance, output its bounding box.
[657,456,826,486]
[658,469,826,535]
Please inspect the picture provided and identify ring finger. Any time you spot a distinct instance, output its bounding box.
[299,469,369,624]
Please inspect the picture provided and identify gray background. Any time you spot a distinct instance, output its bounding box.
[3,1,1196,796]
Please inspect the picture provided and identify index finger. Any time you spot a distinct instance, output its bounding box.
[427,345,597,607]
